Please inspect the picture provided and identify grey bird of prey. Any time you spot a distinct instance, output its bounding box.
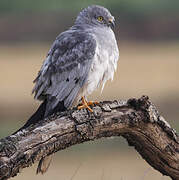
[16,5,119,174]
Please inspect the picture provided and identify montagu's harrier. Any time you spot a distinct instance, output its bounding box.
[15,5,119,174]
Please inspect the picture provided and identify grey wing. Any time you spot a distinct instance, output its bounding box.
[32,31,96,114]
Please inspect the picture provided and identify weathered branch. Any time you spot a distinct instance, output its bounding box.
[0,96,178,180]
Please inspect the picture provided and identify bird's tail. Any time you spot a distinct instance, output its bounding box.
[12,99,52,174]
[13,100,47,135]
[13,99,66,174]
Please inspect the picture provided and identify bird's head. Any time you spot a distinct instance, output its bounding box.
[75,5,115,29]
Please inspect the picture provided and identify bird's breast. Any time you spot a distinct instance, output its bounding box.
[74,29,119,103]
[84,40,118,96]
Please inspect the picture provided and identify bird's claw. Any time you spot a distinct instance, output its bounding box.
[77,97,99,112]
[87,101,99,106]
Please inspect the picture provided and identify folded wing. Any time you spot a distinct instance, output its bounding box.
[32,30,96,116]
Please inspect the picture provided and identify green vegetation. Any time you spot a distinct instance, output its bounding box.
[0,0,178,41]
[0,0,179,16]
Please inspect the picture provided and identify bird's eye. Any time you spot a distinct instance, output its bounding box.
[97,16,104,22]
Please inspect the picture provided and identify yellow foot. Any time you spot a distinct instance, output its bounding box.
[77,97,99,112]
[87,101,99,106]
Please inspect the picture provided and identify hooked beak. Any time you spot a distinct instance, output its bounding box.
[108,18,115,29]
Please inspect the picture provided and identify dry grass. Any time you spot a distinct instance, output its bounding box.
[0,41,179,104]
[0,41,178,180]
[0,41,178,125]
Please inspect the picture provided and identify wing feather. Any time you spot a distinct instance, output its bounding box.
[32,29,96,113]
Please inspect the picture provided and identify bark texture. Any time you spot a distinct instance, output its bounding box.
[0,96,178,180]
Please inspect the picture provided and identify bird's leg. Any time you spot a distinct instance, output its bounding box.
[78,96,98,112]
[78,96,93,112]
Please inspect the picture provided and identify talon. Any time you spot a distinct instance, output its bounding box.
[78,104,93,112]
[87,101,99,106]
[77,97,98,112]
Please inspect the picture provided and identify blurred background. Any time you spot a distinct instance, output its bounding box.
[0,0,178,179]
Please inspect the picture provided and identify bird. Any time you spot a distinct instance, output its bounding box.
[15,5,119,174]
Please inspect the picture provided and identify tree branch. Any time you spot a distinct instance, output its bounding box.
[0,96,178,180]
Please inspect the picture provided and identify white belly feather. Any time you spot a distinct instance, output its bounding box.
[74,46,118,105]
[73,28,119,105]
[85,45,116,95]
